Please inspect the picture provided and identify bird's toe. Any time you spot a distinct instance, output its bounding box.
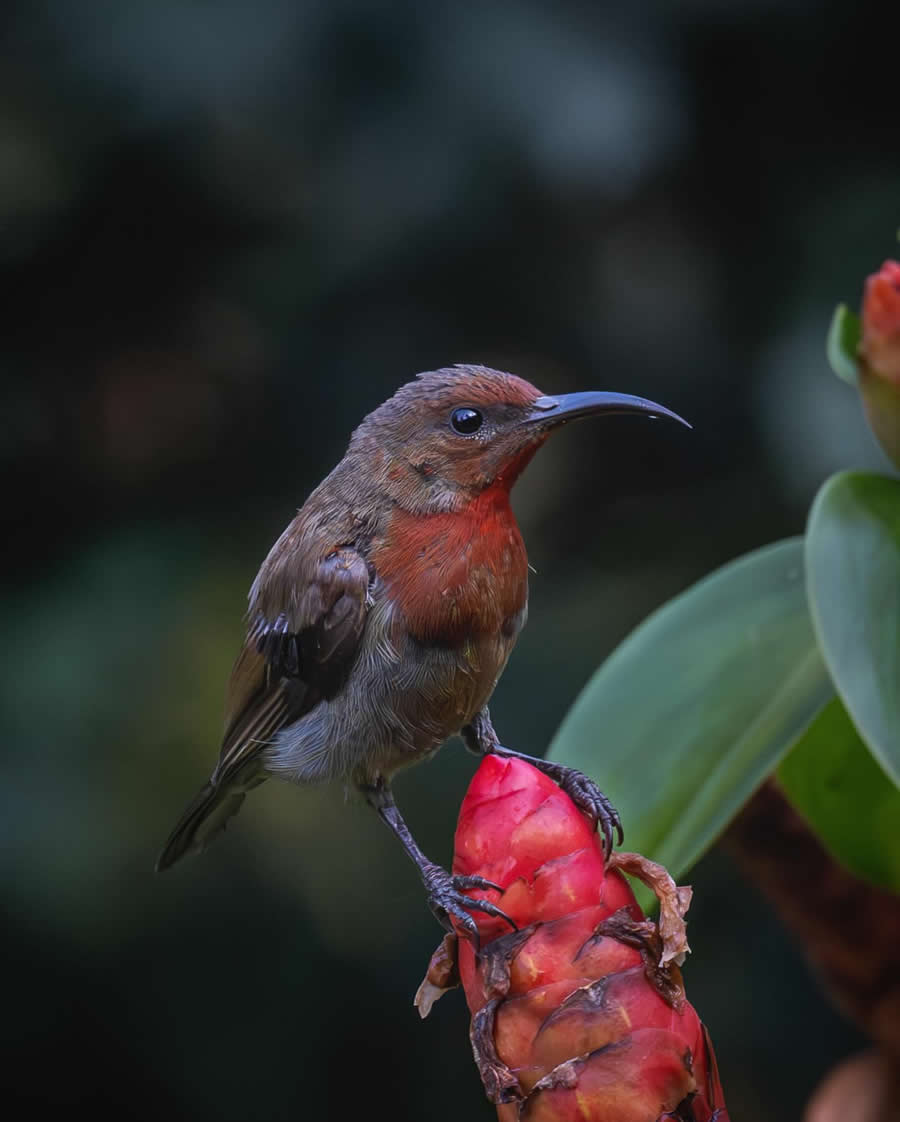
[422,864,517,944]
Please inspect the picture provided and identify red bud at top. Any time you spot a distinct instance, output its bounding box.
[858,259,900,470]
[453,755,636,935]
[861,260,900,385]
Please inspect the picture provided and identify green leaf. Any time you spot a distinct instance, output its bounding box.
[548,539,833,883]
[826,303,861,386]
[806,471,900,785]
[779,698,900,893]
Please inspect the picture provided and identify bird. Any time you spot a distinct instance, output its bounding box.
[157,365,688,938]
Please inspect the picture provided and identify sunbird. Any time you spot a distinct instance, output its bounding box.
[158,366,687,937]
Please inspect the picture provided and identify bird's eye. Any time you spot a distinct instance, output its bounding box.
[450,407,484,435]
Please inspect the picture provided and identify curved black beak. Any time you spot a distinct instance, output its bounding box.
[524,391,691,430]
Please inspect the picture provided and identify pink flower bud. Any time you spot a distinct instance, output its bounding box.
[861,260,900,386]
[859,260,900,470]
[418,756,729,1122]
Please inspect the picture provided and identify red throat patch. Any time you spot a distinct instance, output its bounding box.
[373,483,529,644]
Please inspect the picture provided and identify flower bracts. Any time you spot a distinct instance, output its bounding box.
[417,755,729,1122]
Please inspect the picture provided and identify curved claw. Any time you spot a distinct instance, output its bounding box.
[450,905,479,946]
[422,865,517,944]
[453,874,505,895]
[600,818,614,860]
[463,893,518,931]
[551,767,623,860]
[477,738,623,862]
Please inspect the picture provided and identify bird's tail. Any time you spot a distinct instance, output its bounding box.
[156,777,259,872]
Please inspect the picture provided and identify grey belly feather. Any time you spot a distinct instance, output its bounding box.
[264,594,524,785]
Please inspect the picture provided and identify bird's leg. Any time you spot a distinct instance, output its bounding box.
[461,708,623,859]
[361,776,516,944]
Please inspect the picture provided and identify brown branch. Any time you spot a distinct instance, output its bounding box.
[724,779,900,1061]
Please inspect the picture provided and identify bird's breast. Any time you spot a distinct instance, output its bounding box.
[372,486,529,646]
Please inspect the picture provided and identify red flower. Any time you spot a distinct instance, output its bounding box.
[858,259,900,469]
[418,756,729,1122]
[861,260,900,386]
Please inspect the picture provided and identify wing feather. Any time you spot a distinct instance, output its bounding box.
[214,544,371,785]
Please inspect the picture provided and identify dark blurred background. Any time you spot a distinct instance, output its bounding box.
[3,1,897,1119]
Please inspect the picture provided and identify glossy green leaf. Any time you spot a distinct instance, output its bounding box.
[806,471,900,785]
[826,303,861,386]
[549,539,833,882]
[779,698,900,893]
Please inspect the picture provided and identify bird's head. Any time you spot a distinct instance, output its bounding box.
[351,365,688,515]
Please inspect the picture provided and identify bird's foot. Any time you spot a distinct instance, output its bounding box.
[422,864,517,946]
[462,712,622,857]
[487,746,622,859]
[544,762,623,860]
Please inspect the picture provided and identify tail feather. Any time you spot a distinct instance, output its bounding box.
[156,779,255,872]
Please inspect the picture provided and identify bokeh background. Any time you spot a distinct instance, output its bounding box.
[3,2,898,1119]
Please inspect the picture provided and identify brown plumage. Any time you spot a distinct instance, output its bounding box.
[157,365,687,935]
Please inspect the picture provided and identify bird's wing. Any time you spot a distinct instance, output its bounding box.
[212,544,371,785]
